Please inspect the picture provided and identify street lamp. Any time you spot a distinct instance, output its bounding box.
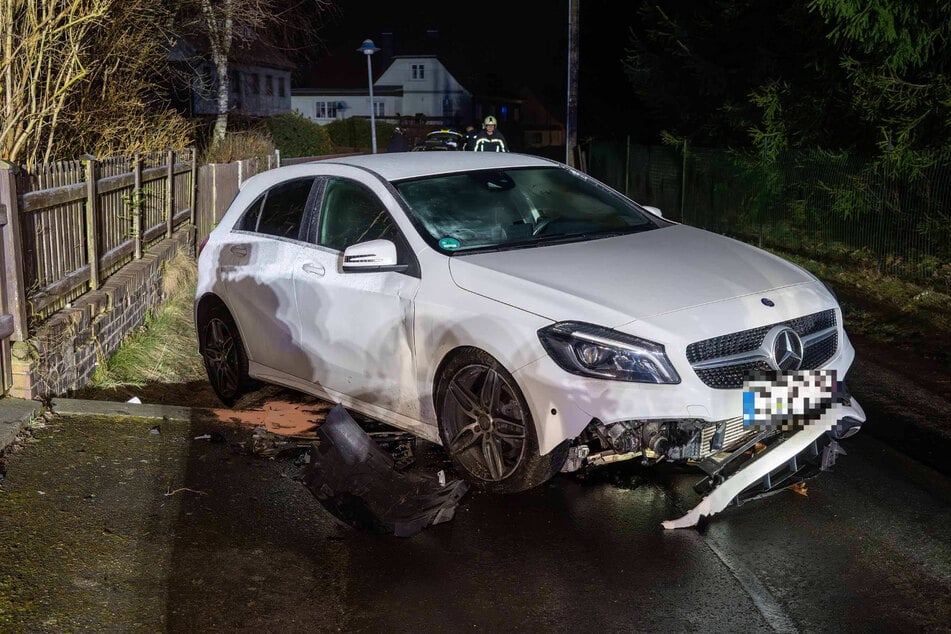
[357,38,380,154]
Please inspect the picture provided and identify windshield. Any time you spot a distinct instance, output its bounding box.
[393,167,660,253]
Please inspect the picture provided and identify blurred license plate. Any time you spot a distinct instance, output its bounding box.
[742,370,838,430]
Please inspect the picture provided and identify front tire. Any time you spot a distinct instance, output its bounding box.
[198,304,250,407]
[435,348,566,493]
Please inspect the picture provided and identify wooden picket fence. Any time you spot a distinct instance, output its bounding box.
[2,149,197,326]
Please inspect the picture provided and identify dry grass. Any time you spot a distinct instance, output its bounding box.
[776,249,951,360]
[201,128,275,164]
[78,252,209,404]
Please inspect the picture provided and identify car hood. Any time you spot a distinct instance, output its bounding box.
[448,224,816,326]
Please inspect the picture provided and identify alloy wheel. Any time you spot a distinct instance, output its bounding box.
[442,363,528,482]
[203,316,239,399]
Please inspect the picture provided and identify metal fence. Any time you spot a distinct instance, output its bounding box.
[589,141,951,288]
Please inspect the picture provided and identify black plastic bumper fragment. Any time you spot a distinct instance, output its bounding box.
[303,405,469,537]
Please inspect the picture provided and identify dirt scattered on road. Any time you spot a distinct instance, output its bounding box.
[211,398,331,438]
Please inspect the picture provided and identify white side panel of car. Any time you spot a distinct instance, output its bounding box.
[293,243,422,419]
[217,234,307,370]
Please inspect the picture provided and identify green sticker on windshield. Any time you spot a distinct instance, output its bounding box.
[438,237,461,250]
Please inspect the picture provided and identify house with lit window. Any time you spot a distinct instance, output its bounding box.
[292,54,472,126]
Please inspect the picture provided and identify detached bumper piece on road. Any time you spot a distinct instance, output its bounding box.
[303,405,469,537]
[662,399,866,529]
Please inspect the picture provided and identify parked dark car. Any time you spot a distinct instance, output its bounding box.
[415,129,464,151]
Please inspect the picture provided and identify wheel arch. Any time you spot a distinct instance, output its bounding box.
[432,345,484,397]
[195,293,231,349]
[432,344,552,457]
[432,345,568,492]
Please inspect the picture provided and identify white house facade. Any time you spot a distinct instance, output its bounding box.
[292,55,472,125]
[292,88,403,125]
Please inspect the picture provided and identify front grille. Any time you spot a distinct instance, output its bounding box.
[687,309,838,389]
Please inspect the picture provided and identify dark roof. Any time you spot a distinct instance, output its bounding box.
[292,86,403,97]
[230,38,295,71]
[295,42,390,90]
[170,35,295,71]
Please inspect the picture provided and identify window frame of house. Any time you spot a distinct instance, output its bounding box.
[411,64,425,80]
[265,75,274,96]
[278,77,286,98]
[316,101,339,119]
[250,73,260,95]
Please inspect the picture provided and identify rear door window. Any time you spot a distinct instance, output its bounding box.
[252,178,316,240]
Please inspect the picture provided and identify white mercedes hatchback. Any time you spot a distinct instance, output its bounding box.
[196,152,865,507]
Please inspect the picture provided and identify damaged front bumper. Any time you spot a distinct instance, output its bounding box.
[662,397,866,529]
[560,376,866,528]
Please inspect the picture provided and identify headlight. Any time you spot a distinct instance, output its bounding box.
[537,321,680,384]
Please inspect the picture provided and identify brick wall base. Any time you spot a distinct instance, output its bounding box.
[9,229,195,400]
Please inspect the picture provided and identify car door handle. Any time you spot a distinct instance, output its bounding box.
[229,245,248,257]
[301,262,325,277]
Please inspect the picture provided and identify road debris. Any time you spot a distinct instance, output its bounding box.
[244,426,315,459]
[303,405,468,537]
[164,486,207,497]
[193,432,226,443]
[788,482,809,497]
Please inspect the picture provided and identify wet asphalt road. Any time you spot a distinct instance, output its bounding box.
[0,414,949,632]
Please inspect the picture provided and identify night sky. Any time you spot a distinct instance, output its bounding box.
[308,0,643,138]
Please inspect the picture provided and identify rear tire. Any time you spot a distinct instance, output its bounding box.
[435,348,567,493]
[198,303,250,407]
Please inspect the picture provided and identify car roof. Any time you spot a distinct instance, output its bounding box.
[312,152,560,182]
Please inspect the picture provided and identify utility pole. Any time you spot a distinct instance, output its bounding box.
[566,0,580,167]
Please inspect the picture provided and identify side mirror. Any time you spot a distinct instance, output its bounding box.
[342,239,407,273]
[642,205,663,218]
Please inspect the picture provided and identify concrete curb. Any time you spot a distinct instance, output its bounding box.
[0,398,42,451]
[0,398,206,453]
[51,398,198,422]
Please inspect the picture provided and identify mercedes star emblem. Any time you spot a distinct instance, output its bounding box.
[763,326,804,371]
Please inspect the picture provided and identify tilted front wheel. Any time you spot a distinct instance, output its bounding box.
[199,305,250,407]
[436,349,566,493]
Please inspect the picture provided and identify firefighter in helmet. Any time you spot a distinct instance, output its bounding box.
[471,115,508,152]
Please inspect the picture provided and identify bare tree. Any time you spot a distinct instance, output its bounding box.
[1,0,108,163]
[1,0,192,164]
[182,0,333,147]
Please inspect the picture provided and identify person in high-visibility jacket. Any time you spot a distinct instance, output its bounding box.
[472,115,508,152]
